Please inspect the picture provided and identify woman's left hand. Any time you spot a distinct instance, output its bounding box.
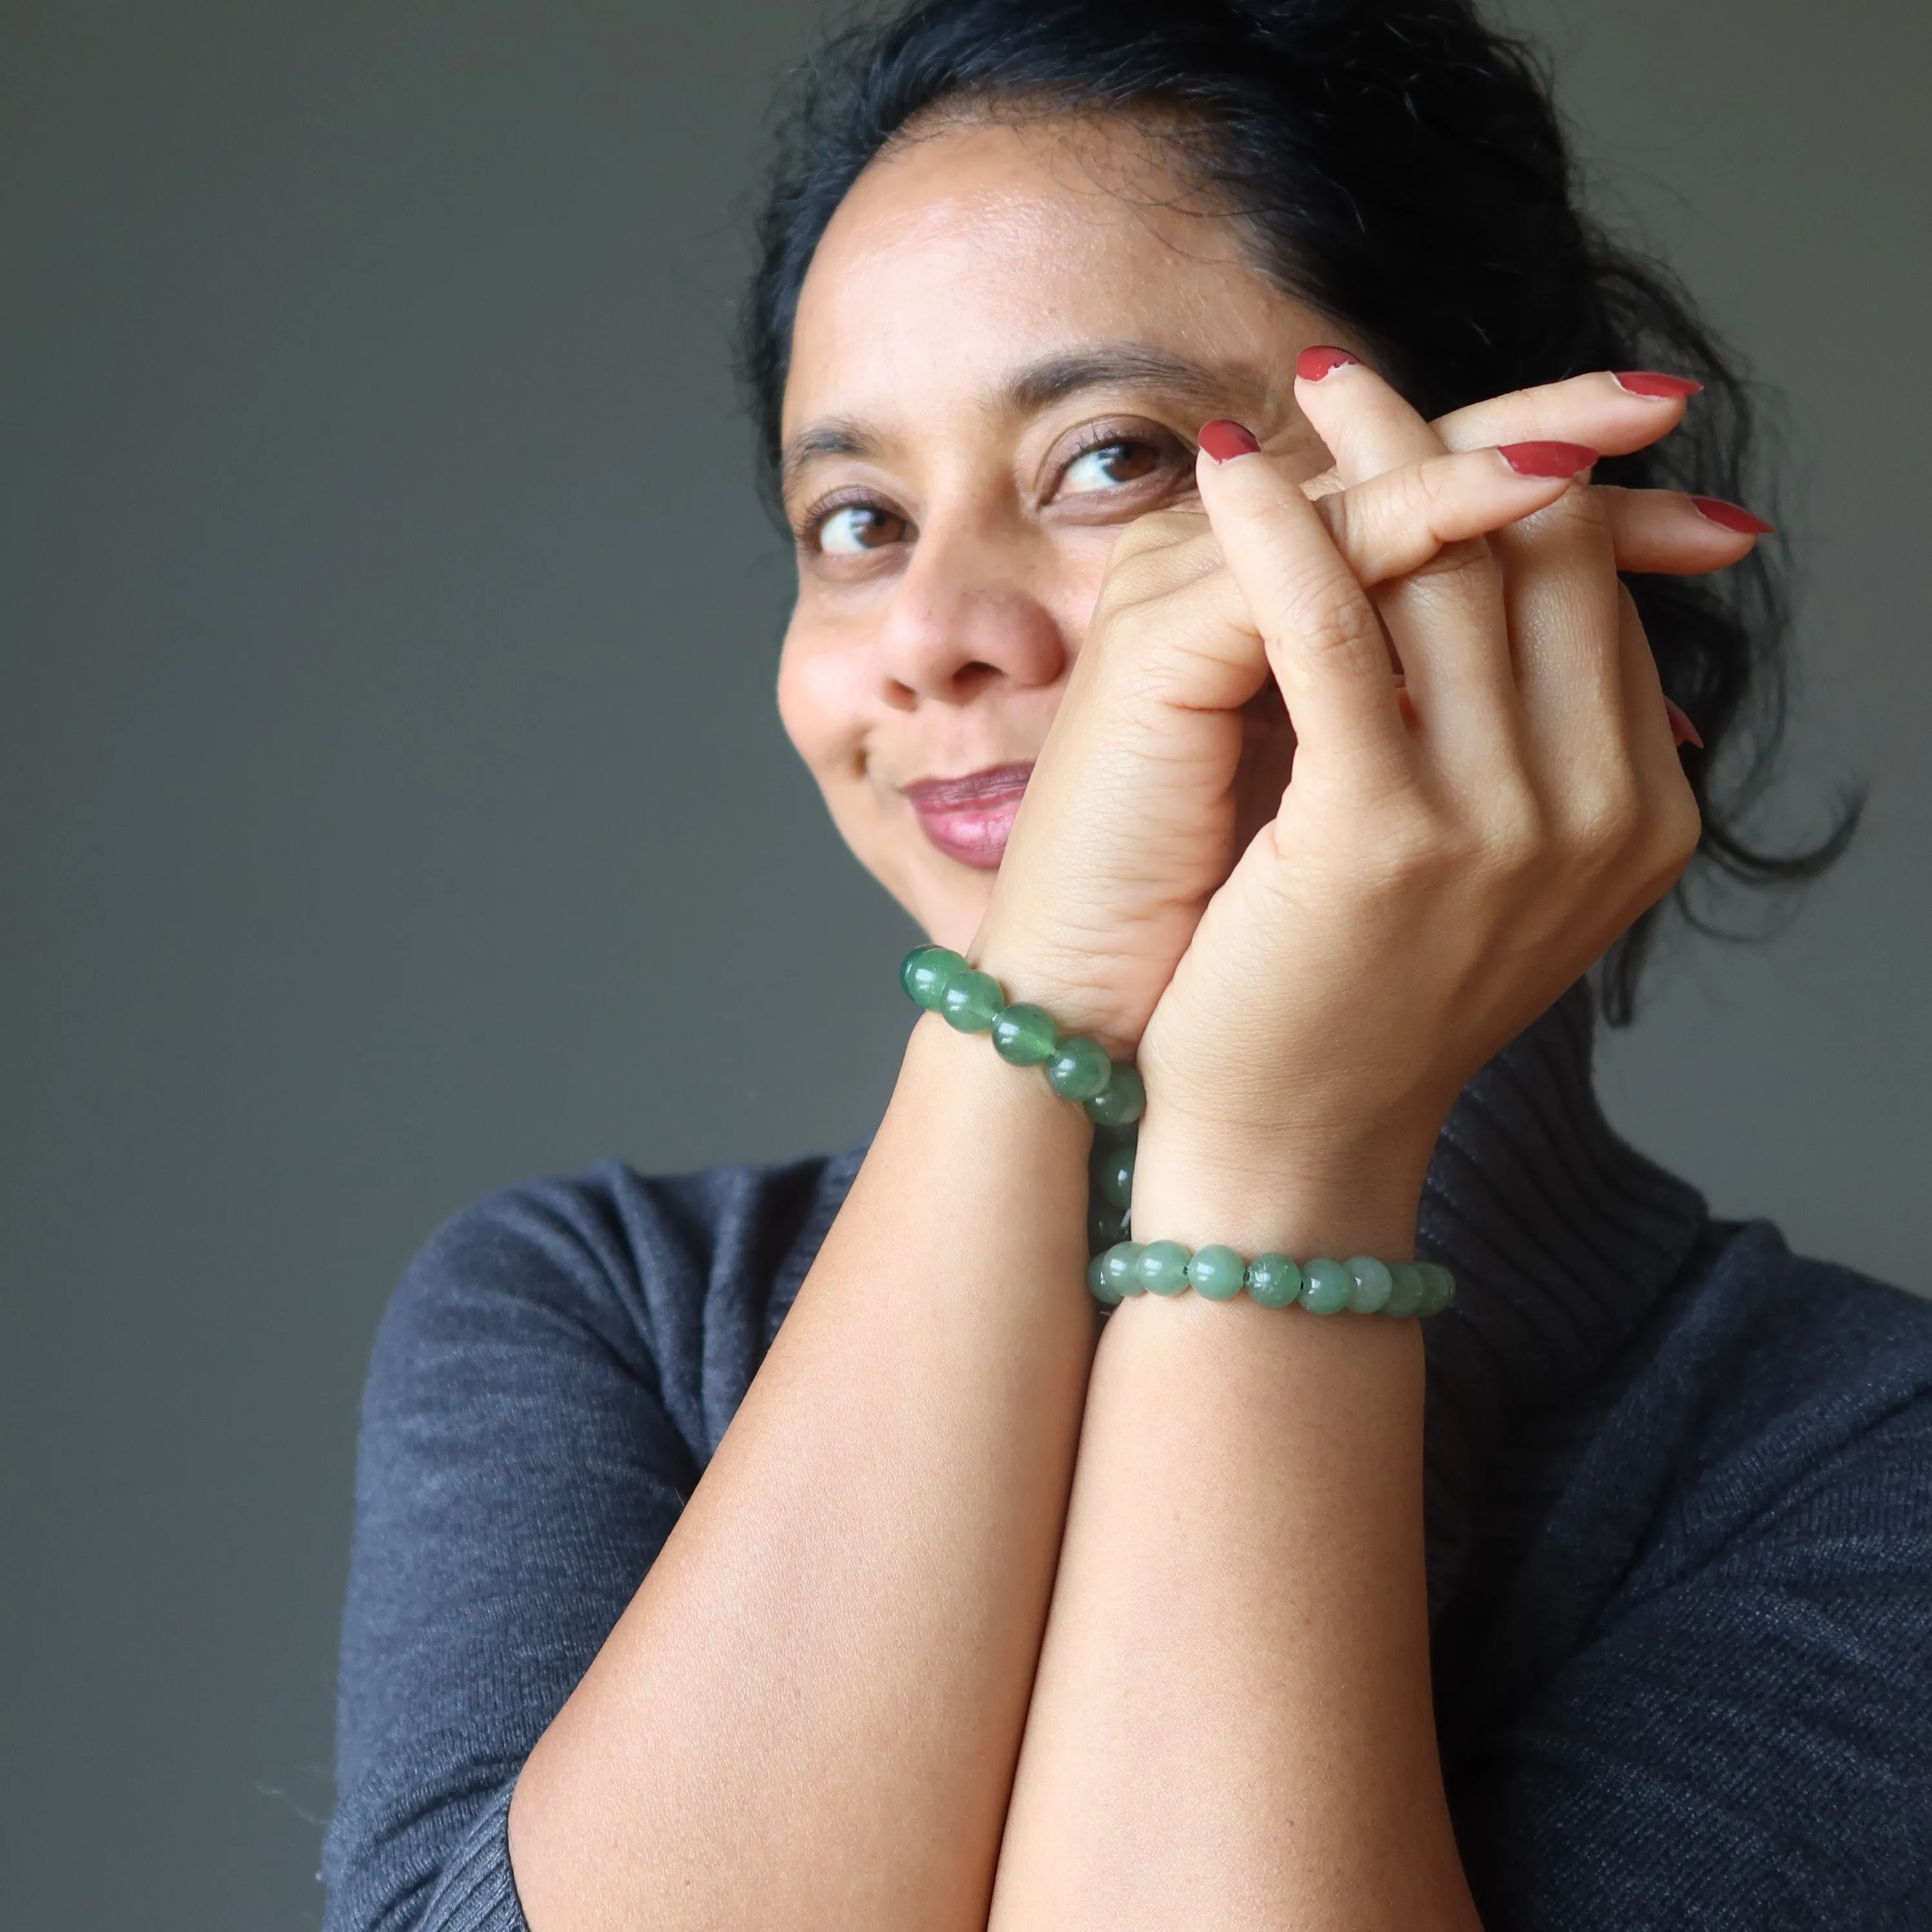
[1130,361,1702,1248]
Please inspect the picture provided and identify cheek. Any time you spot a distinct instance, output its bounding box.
[776,625,867,781]
[777,623,905,874]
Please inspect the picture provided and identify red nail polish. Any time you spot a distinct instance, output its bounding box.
[1498,441,1598,477]
[1664,698,1704,750]
[1615,370,1705,399]
[1295,346,1360,383]
[1199,418,1262,463]
[1692,495,1776,535]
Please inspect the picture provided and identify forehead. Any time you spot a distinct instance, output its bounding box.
[782,114,1302,439]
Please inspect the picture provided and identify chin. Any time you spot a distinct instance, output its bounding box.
[904,855,999,953]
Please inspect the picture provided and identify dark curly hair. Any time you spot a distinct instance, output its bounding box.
[739,0,1857,1022]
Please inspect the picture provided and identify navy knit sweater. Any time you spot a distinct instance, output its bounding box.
[322,988,1932,1930]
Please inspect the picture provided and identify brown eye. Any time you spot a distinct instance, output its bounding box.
[1059,439,1161,495]
[817,504,907,555]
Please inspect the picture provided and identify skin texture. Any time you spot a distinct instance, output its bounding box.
[507,114,1751,1931]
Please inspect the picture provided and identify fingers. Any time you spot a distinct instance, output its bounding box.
[1315,443,1597,587]
[1193,430,1409,786]
[1291,353,1520,749]
[1429,370,1698,460]
[1490,484,1626,781]
[1292,359,1773,577]
[1598,485,1773,575]
[1613,584,1704,898]
[1293,348,1444,485]
[1313,469,1770,584]
[1297,368,1698,499]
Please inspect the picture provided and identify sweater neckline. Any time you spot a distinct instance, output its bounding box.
[1416,981,1708,1611]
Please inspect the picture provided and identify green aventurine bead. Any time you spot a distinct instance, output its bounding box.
[1137,1240,1191,1297]
[1084,1063,1146,1128]
[1345,1255,1395,1315]
[1383,1261,1426,1319]
[939,969,1004,1033]
[1046,1034,1112,1101]
[1088,1253,1124,1305]
[991,1002,1058,1066]
[1299,1257,1353,1315]
[1093,1139,1135,1210]
[1415,1262,1457,1316]
[1187,1244,1246,1300]
[1246,1251,1302,1309]
[901,945,967,1012]
[1100,1242,1146,1299]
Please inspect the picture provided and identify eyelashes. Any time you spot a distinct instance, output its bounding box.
[791,417,1195,559]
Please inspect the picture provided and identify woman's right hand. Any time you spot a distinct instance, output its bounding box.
[972,367,1753,1057]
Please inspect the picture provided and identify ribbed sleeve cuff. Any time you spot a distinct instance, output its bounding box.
[415,1782,528,1932]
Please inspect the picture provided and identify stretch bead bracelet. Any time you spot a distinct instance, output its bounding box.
[1086,1241,1455,1318]
[901,946,1146,1128]
[899,946,1450,1317]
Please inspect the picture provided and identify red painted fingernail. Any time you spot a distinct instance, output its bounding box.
[1198,418,1262,463]
[1614,370,1705,399]
[1498,440,1599,477]
[1664,698,1704,750]
[1295,345,1360,383]
[1692,495,1776,535]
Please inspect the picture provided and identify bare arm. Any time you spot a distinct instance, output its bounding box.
[990,1169,1476,1931]
[508,1016,1094,1932]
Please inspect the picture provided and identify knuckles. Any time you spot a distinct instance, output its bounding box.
[1331,749,1698,931]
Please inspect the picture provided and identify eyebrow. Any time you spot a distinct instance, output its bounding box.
[1005,343,1249,414]
[777,340,1265,495]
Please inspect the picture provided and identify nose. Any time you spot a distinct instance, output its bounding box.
[873,524,1070,709]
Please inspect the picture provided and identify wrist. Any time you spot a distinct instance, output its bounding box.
[968,922,1150,1062]
[1125,1117,1435,1259]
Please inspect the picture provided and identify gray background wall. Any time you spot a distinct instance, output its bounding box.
[1,3,1924,1926]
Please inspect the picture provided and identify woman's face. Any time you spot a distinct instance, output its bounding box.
[777,114,1343,950]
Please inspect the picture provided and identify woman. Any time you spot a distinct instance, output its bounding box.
[323,3,1932,1928]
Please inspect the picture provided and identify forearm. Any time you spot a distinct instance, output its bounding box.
[990,1144,1482,1932]
[510,1016,1095,1932]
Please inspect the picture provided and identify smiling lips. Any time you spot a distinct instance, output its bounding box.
[902,761,1034,869]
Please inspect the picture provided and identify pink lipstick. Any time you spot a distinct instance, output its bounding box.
[902,762,1033,869]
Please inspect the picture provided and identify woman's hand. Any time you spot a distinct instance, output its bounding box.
[1130,362,1702,1251]
[973,368,1746,1059]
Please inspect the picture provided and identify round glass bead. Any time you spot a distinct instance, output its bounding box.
[1046,1035,1112,1100]
[1086,1252,1122,1304]
[1345,1255,1394,1315]
[1187,1244,1246,1300]
[1137,1240,1191,1297]
[1415,1261,1457,1316]
[1299,1257,1352,1315]
[1084,1063,1146,1128]
[1100,1242,1146,1299]
[1093,1140,1135,1210]
[1088,1199,1128,1255]
[901,945,967,1012]
[1246,1252,1302,1309]
[991,1002,1058,1066]
[939,969,1004,1033]
[1382,1260,1426,1319]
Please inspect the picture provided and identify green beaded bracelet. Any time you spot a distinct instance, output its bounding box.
[901,945,1146,1127]
[1086,1240,1455,1318]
